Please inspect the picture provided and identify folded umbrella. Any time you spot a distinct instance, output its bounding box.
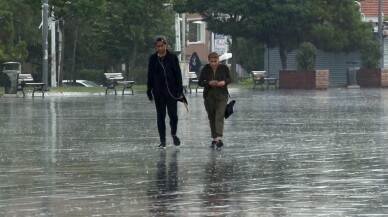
[224,100,236,119]
[178,93,189,112]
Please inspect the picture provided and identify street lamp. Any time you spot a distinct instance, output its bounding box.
[175,13,182,60]
[42,0,49,87]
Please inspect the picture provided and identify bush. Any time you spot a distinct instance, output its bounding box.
[296,42,317,70]
[75,69,104,84]
[237,77,252,85]
[360,39,382,69]
[131,67,148,85]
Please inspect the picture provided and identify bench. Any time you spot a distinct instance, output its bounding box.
[252,71,267,90]
[104,73,135,95]
[251,71,278,90]
[17,74,45,97]
[264,77,278,90]
[188,72,199,93]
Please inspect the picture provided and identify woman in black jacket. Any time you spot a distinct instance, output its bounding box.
[147,35,184,149]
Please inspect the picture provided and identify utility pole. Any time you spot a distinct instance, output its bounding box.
[378,0,384,68]
[50,11,57,87]
[175,13,181,61]
[181,13,186,61]
[42,0,49,87]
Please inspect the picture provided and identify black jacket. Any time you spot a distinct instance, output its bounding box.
[147,50,183,99]
[198,64,231,98]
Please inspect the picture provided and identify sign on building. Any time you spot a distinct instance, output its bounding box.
[214,34,228,55]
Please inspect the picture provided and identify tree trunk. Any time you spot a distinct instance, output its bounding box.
[128,42,138,80]
[125,60,129,80]
[71,18,79,84]
[279,44,287,69]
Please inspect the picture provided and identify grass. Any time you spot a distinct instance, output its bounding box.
[0,79,255,95]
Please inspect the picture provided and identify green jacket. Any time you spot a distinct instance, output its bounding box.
[198,64,232,98]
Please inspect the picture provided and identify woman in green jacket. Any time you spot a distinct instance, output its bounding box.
[198,52,232,149]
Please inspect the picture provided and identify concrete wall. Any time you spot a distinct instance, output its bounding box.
[265,48,360,87]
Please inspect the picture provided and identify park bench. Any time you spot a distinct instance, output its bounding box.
[188,72,200,93]
[263,77,278,90]
[252,71,266,89]
[17,74,45,97]
[251,71,278,90]
[104,73,135,95]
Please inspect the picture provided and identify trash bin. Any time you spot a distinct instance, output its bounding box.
[2,62,21,94]
[346,61,359,86]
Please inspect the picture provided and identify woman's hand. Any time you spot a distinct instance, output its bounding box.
[209,80,225,87]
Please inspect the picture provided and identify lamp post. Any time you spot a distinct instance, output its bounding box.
[42,0,49,87]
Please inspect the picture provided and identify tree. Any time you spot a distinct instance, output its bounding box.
[174,0,252,82]
[236,38,264,73]
[0,0,36,63]
[246,0,371,69]
[51,0,106,84]
[83,0,175,80]
[243,0,313,69]
[175,0,372,70]
[24,0,107,84]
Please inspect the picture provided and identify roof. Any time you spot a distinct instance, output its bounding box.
[359,0,388,16]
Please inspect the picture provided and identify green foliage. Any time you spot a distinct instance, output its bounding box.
[237,77,252,86]
[0,8,30,62]
[1,0,375,82]
[0,10,15,62]
[236,38,264,72]
[15,41,28,60]
[296,42,317,70]
[360,39,382,69]
[308,1,372,53]
[80,0,174,77]
[20,0,174,80]
[73,68,105,84]
[175,0,372,69]
[4,0,41,61]
[132,67,148,85]
[0,10,14,44]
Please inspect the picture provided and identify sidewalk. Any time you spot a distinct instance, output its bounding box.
[0,88,387,216]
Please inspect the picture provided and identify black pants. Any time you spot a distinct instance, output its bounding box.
[154,96,178,143]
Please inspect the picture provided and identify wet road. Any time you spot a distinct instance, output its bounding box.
[0,88,388,216]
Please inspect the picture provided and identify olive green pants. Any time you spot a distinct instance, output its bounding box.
[204,89,228,138]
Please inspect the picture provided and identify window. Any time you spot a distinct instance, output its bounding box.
[187,20,205,44]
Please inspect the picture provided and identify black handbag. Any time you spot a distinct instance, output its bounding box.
[224,99,236,119]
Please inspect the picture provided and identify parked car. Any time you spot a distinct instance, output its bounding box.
[62,80,100,87]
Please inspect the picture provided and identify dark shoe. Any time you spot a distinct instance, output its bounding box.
[216,140,224,149]
[157,142,166,149]
[209,141,217,149]
[172,135,181,146]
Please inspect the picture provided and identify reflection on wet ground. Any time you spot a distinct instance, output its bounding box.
[0,88,388,216]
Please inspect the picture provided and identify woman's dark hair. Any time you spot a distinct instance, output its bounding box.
[155,35,167,44]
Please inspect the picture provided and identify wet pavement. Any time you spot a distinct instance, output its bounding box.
[1,88,388,216]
